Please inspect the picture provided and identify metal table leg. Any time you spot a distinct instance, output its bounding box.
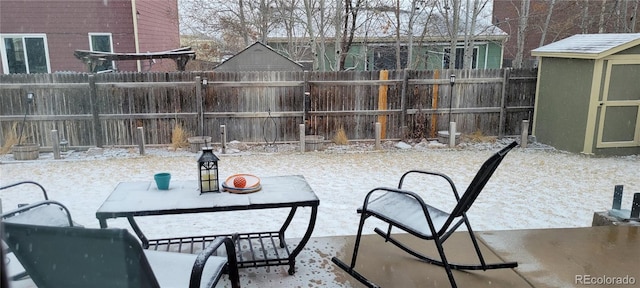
[285,205,318,275]
[127,216,150,249]
[278,206,298,248]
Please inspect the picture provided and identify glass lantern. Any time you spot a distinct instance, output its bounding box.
[60,138,69,152]
[197,147,220,193]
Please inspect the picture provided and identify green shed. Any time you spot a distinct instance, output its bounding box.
[531,33,640,156]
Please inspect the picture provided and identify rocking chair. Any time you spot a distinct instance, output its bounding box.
[332,141,519,288]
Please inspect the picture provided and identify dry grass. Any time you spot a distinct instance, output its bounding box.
[0,123,25,155]
[332,126,349,145]
[170,124,190,151]
[462,130,497,143]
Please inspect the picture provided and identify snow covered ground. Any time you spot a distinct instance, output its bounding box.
[1,139,639,241]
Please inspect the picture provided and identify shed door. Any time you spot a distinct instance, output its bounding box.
[597,62,640,148]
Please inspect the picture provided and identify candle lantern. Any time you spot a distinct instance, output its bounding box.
[197,147,220,193]
[60,138,69,152]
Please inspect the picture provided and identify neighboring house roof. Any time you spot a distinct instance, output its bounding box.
[531,33,640,59]
[213,42,303,71]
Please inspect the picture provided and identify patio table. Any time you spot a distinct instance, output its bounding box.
[95,174,319,275]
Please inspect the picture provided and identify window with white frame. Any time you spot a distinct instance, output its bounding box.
[443,47,478,69]
[1,34,51,74]
[89,33,114,72]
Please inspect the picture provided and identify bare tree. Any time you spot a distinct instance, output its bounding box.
[539,0,556,47]
[633,0,639,32]
[271,0,306,58]
[579,0,590,33]
[337,0,365,70]
[513,0,530,68]
[317,0,329,70]
[393,0,426,70]
[462,0,490,69]
[415,4,440,69]
[440,0,461,69]
[238,0,250,45]
[395,0,402,69]
[300,0,331,70]
[598,0,607,33]
[303,0,319,70]
[334,0,343,70]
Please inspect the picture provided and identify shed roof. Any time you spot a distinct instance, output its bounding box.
[213,42,303,71]
[531,33,640,59]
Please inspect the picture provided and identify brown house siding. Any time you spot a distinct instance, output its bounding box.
[135,0,180,72]
[1,0,136,72]
[493,0,640,67]
[0,0,179,73]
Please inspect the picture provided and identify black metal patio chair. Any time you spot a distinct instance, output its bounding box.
[332,141,519,288]
[0,181,65,281]
[2,200,241,288]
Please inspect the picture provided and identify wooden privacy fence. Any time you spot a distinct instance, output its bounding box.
[0,69,537,149]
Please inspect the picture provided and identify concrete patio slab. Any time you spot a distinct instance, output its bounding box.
[478,226,639,288]
[6,226,639,288]
[234,232,531,287]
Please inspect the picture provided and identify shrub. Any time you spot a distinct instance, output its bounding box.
[170,124,190,150]
[333,126,348,145]
[0,123,25,155]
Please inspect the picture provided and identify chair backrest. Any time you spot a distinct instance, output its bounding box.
[2,200,74,227]
[450,141,517,218]
[2,222,161,288]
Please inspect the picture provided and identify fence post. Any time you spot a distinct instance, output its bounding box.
[431,70,440,138]
[88,75,103,147]
[299,124,306,152]
[498,68,510,138]
[137,127,145,155]
[377,70,388,139]
[521,120,529,148]
[220,125,226,154]
[449,122,456,148]
[303,71,310,132]
[195,76,204,136]
[400,69,408,139]
[51,130,60,159]
[375,122,381,150]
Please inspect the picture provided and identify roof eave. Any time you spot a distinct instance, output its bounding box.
[530,51,602,59]
[532,36,640,60]
[268,34,507,44]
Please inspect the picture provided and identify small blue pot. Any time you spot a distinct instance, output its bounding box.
[154,173,171,190]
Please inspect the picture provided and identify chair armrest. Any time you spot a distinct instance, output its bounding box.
[360,187,443,237]
[0,181,49,200]
[398,170,461,201]
[1,200,74,227]
[189,236,240,288]
[362,187,428,210]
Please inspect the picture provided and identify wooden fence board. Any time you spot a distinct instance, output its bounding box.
[0,69,536,149]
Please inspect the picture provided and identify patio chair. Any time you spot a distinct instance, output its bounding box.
[332,141,519,288]
[0,181,67,281]
[2,201,241,288]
